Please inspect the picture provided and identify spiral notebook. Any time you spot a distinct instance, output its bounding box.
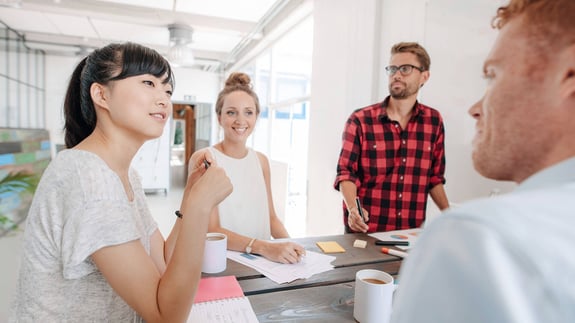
[187,275,259,322]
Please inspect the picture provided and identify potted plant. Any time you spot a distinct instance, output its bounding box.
[0,171,39,233]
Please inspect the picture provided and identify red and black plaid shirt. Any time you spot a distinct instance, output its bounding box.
[334,97,446,233]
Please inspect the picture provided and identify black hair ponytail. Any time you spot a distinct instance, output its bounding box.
[64,57,95,148]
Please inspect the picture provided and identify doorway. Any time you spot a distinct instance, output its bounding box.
[172,102,213,185]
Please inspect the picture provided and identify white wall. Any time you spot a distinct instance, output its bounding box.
[307,0,515,236]
[415,0,515,202]
[171,67,220,104]
[308,0,380,236]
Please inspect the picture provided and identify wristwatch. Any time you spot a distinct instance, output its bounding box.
[245,238,256,254]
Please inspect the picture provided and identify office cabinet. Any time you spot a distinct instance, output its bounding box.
[132,121,171,194]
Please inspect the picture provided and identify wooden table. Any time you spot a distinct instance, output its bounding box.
[204,233,404,322]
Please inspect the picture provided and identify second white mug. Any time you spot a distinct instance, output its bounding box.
[353,269,396,323]
[202,232,227,274]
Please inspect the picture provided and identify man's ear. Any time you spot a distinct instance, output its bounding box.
[420,70,430,88]
[559,44,575,100]
[90,83,109,110]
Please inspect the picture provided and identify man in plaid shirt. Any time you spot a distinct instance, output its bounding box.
[334,42,450,233]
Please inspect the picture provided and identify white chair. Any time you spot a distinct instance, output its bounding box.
[270,160,289,224]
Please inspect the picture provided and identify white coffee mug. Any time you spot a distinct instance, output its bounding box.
[353,269,395,323]
[202,232,227,274]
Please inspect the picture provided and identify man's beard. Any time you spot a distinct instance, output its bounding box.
[389,82,418,99]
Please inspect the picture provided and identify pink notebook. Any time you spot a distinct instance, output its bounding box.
[189,276,258,322]
[193,275,245,303]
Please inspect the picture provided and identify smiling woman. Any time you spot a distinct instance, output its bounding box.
[193,72,306,265]
[9,42,233,323]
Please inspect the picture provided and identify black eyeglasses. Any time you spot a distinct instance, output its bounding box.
[385,64,424,76]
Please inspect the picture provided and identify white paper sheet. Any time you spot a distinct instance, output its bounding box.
[227,250,335,284]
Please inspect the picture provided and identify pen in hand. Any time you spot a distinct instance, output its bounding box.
[203,159,211,169]
[355,196,368,223]
[296,248,306,261]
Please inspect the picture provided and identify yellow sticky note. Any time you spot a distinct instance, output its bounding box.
[316,241,346,253]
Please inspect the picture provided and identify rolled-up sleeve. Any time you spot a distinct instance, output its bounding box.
[334,113,363,190]
[428,119,446,189]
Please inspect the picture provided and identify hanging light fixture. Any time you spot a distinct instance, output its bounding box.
[167,24,195,67]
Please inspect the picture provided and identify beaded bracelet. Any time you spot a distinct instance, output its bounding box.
[175,210,183,218]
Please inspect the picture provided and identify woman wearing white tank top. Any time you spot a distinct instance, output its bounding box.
[193,72,306,264]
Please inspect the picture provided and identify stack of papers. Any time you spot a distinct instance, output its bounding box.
[227,250,335,284]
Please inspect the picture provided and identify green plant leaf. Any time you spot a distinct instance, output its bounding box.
[0,171,40,195]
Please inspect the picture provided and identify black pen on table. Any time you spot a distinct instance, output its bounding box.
[355,196,368,223]
[375,240,409,246]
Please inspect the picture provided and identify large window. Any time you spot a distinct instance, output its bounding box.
[241,16,313,237]
[0,22,45,128]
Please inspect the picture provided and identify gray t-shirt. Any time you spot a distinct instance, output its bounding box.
[10,149,158,322]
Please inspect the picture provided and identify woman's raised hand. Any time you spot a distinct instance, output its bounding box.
[186,149,233,209]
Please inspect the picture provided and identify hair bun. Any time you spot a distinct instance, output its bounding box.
[225,72,252,88]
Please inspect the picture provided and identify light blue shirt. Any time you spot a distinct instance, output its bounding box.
[391,157,575,323]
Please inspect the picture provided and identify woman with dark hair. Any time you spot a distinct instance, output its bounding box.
[10,42,232,322]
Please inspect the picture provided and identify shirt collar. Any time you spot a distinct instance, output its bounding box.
[378,96,424,122]
[516,156,575,192]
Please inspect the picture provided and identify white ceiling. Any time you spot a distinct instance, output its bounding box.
[0,0,304,71]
